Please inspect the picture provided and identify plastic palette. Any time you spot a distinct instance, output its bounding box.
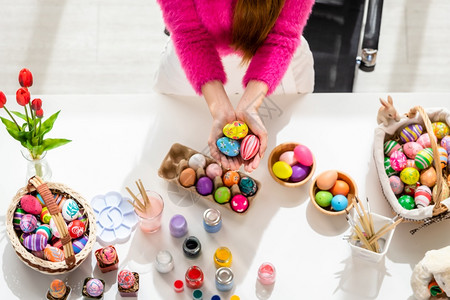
[91,191,138,245]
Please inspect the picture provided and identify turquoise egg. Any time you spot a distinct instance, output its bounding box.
[216,137,241,157]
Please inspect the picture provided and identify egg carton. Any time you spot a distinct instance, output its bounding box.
[158,143,261,214]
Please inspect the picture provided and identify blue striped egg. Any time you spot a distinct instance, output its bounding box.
[35,224,52,240]
[400,124,423,143]
[23,233,48,251]
[438,146,448,168]
[72,234,89,254]
[415,148,434,169]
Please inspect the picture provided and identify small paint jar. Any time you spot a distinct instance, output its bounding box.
[230,296,240,300]
[155,250,174,273]
[185,266,204,289]
[192,289,203,300]
[257,262,276,285]
[203,208,222,233]
[169,214,188,238]
[214,247,232,268]
[211,295,221,300]
[183,236,201,258]
[215,267,234,292]
[174,280,184,293]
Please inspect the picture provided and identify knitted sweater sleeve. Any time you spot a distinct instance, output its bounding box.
[243,0,315,95]
[156,0,227,95]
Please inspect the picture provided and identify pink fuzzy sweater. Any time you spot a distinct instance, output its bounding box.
[157,0,315,95]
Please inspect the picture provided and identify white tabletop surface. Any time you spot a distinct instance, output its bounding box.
[1,92,450,300]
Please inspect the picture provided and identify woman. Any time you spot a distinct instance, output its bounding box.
[154,0,315,172]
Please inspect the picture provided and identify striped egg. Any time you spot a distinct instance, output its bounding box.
[240,134,260,160]
[35,224,52,240]
[20,214,38,233]
[398,195,415,210]
[415,148,434,169]
[417,133,436,149]
[400,167,420,185]
[49,279,67,299]
[54,194,66,212]
[384,157,397,176]
[438,146,448,168]
[62,199,80,221]
[414,185,432,208]
[36,193,46,206]
[49,218,61,238]
[441,136,450,153]
[23,233,48,251]
[77,214,88,226]
[72,235,89,254]
[13,207,26,230]
[20,232,31,244]
[40,206,51,224]
[403,142,423,159]
[389,175,404,194]
[384,140,402,156]
[432,122,450,139]
[400,124,423,143]
[390,151,407,171]
[44,246,65,262]
[406,159,418,170]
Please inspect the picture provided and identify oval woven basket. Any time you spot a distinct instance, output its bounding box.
[6,177,96,274]
[374,106,450,227]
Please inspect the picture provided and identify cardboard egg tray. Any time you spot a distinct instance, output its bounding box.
[158,143,261,213]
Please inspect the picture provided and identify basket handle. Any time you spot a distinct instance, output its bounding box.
[407,106,448,216]
[28,176,76,267]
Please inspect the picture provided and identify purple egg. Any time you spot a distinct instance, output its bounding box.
[196,177,213,195]
[289,163,311,182]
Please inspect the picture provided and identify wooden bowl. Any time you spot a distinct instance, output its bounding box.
[267,142,316,187]
[309,170,357,216]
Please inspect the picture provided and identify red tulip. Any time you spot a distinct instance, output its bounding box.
[18,68,33,88]
[16,87,30,106]
[0,91,6,108]
[36,108,44,118]
[31,98,42,111]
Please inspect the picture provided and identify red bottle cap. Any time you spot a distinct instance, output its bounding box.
[174,280,184,293]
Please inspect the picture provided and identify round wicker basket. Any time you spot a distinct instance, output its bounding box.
[6,177,96,274]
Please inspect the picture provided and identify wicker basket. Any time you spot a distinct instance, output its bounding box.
[374,106,450,228]
[6,176,96,274]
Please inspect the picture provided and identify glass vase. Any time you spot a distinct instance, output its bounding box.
[21,148,52,181]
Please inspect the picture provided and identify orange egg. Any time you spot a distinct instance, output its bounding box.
[223,171,240,187]
[329,180,350,196]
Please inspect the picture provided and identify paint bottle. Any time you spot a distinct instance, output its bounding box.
[169,214,188,238]
[192,289,203,300]
[215,267,234,292]
[185,266,204,289]
[203,208,222,233]
[183,236,202,258]
[257,262,276,285]
[155,250,174,273]
[214,247,232,268]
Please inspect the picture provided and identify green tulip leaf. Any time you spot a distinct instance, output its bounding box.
[11,111,28,122]
[40,111,60,137]
[42,138,71,151]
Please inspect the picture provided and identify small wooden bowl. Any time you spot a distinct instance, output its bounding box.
[309,170,357,216]
[268,142,316,187]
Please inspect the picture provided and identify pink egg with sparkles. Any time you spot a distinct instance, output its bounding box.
[403,142,423,159]
[389,176,404,194]
[20,195,42,215]
[390,151,407,171]
[118,269,136,289]
[206,163,223,179]
[293,144,313,167]
[240,134,260,160]
[230,195,249,213]
[279,151,298,166]
[417,133,437,149]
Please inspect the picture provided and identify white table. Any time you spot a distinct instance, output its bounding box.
[1,92,450,300]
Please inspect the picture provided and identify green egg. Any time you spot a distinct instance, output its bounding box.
[214,187,231,204]
[315,191,333,208]
[398,195,415,210]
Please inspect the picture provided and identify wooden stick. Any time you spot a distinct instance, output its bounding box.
[138,179,151,208]
[356,196,373,236]
[126,187,145,212]
[351,195,372,237]
[346,216,375,251]
[369,217,403,244]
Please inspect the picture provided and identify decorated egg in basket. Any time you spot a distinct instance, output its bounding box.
[400,124,423,143]
[415,148,434,170]
[414,185,432,208]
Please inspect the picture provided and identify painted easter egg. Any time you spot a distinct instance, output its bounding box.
[400,124,423,143]
[223,121,248,140]
[331,195,348,211]
[272,161,293,180]
[329,180,350,196]
[179,168,196,187]
[20,232,31,245]
[55,194,66,212]
[32,250,45,259]
[13,207,26,230]
[240,134,260,160]
[40,206,51,224]
[420,167,437,187]
[438,146,448,168]
[49,218,60,238]
[216,137,241,157]
[415,148,434,169]
[36,193,46,206]
[289,163,311,182]
[400,167,420,185]
[214,187,231,204]
[85,278,104,297]
[316,170,338,190]
[72,235,89,254]
[20,214,38,233]
[403,142,423,159]
[404,182,420,196]
[62,199,80,221]
[68,220,86,239]
[20,195,42,215]
[384,157,397,177]
[230,195,249,213]
[315,191,333,207]
[389,176,404,194]
[188,153,206,170]
[99,246,117,265]
[118,270,136,289]
[398,195,415,210]
[206,163,223,179]
[223,170,240,187]
[384,140,402,156]
[432,122,450,139]
[390,151,407,171]
[293,144,314,167]
[44,246,65,262]
[406,159,418,170]
[23,233,47,251]
[417,133,436,149]
[77,214,88,226]
[196,176,214,196]
[279,151,297,166]
[49,279,67,299]
[238,176,258,197]
[441,136,450,153]
[414,185,432,208]
[35,224,52,240]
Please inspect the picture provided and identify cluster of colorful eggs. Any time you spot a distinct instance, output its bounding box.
[13,192,89,262]
[271,144,314,182]
[384,122,450,210]
[314,170,351,211]
[216,121,260,160]
[179,153,258,213]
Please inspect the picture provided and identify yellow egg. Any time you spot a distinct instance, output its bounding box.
[420,167,437,188]
[272,161,293,179]
[316,170,338,190]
